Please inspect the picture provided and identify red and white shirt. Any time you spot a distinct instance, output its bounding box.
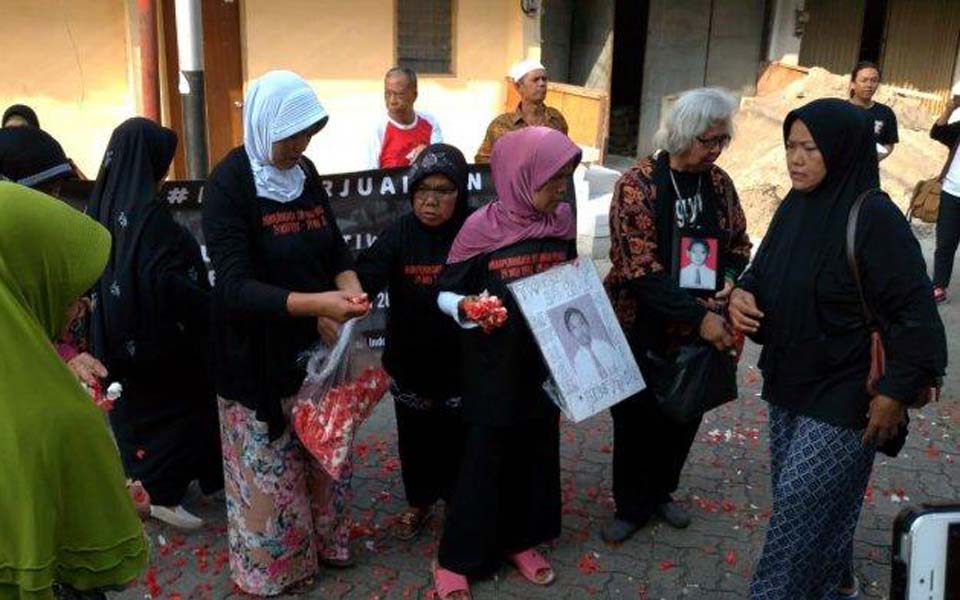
[368,111,443,169]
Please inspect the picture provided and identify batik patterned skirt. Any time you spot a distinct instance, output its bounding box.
[750,404,875,600]
[218,397,353,596]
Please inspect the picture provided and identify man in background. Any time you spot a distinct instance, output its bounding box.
[474,59,568,163]
[368,66,442,169]
[848,61,898,161]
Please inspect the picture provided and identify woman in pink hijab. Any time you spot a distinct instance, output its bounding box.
[432,127,581,598]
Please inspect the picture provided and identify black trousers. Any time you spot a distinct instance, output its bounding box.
[610,390,701,524]
[394,399,465,508]
[438,414,561,576]
[934,190,960,288]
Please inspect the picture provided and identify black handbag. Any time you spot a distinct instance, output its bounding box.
[642,342,738,425]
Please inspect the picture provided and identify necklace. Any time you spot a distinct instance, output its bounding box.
[669,169,703,228]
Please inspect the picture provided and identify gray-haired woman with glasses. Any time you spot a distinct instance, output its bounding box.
[601,87,752,543]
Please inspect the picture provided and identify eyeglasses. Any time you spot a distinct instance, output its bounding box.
[413,186,457,201]
[696,134,732,150]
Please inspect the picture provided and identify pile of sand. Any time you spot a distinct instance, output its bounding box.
[718,67,949,242]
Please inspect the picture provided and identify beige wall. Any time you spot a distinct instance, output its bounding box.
[0,0,136,176]
[242,0,531,172]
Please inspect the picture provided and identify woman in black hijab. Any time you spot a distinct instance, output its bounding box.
[88,117,223,531]
[730,99,947,599]
[355,144,470,541]
[3,103,40,128]
[0,125,77,191]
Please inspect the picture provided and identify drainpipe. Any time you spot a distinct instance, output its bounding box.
[174,0,208,178]
[137,0,161,122]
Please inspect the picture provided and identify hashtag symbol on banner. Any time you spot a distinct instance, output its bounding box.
[167,187,190,205]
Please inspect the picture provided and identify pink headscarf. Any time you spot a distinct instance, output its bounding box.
[447,126,581,264]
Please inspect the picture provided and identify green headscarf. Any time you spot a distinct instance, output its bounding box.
[0,182,148,598]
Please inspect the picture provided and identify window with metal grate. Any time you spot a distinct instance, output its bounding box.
[396,0,454,75]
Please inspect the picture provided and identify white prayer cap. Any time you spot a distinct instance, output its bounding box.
[951,81,960,96]
[509,59,546,83]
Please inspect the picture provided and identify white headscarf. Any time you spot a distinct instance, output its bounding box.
[243,70,329,203]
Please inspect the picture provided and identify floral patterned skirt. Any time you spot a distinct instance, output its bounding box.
[218,397,353,596]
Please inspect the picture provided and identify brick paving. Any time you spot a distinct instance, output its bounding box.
[114,253,959,600]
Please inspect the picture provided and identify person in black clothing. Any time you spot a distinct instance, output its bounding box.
[730,99,946,599]
[87,117,223,531]
[355,143,470,541]
[2,103,40,128]
[602,88,750,544]
[929,91,960,303]
[202,70,369,596]
[429,127,580,599]
[848,61,898,161]
[0,125,80,192]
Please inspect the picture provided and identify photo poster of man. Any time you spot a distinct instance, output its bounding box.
[58,163,576,352]
[675,234,720,294]
[507,258,645,422]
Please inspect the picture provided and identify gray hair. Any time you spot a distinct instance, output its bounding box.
[654,87,737,154]
[385,66,418,89]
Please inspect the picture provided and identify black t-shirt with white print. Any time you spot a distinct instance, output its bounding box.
[866,102,899,146]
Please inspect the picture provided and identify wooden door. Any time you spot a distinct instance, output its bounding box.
[201,0,244,167]
[161,0,243,177]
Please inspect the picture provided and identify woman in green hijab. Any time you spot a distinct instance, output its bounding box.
[0,182,148,599]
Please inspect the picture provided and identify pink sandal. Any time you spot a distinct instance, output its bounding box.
[432,560,471,599]
[509,548,556,586]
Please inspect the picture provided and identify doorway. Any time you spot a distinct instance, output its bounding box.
[609,0,649,157]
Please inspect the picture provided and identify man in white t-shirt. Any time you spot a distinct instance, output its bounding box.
[368,67,442,169]
[678,238,716,290]
[564,307,619,384]
[929,85,960,303]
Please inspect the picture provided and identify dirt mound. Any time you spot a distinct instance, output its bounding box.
[718,67,948,242]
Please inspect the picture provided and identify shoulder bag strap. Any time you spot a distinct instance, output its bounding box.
[845,189,877,326]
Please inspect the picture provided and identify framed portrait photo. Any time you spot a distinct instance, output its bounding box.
[507,258,645,422]
[674,233,721,295]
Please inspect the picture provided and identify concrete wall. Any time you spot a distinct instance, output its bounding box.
[541,0,573,82]
[704,0,766,95]
[243,0,528,172]
[0,0,137,176]
[568,0,615,90]
[767,0,803,65]
[637,0,713,155]
[637,0,766,155]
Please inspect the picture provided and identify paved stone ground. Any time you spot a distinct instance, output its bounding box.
[114,242,959,600]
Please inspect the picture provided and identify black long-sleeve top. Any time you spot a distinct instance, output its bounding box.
[738,195,947,428]
[931,119,960,150]
[355,214,462,400]
[438,238,575,426]
[202,147,354,438]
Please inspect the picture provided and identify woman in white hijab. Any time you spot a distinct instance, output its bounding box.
[202,70,369,596]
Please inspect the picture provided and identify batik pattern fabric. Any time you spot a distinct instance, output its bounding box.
[218,397,353,596]
[604,157,751,334]
[750,405,875,600]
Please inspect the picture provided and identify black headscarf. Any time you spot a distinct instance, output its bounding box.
[750,98,880,346]
[87,117,185,372]
[0,126,74,187]
[406,142,471,236]
[2,104,40,128]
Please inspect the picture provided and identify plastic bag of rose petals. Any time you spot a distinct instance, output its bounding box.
[292,318,391,479]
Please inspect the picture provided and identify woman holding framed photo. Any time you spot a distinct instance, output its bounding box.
[602,87,752,543]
